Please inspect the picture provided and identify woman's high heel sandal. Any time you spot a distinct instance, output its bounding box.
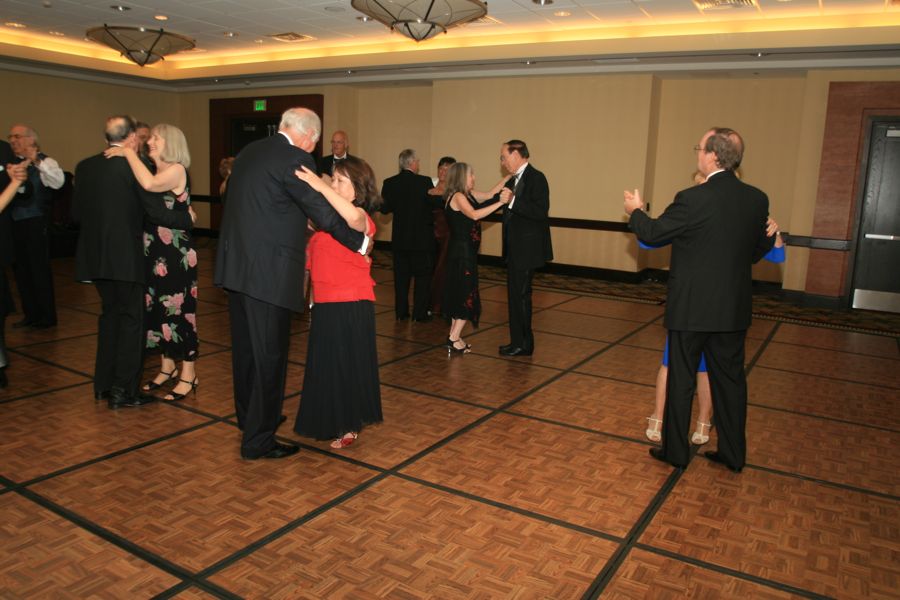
[164,377,198,402]
[691,421,712,445]
[645,416,662,442]
[143,369,178,391]
[447,338,471,354]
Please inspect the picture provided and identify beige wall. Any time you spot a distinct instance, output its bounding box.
[0,70,179,171]
[4,65,900,292]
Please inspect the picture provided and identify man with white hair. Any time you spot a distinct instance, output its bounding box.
[215,107,370,460]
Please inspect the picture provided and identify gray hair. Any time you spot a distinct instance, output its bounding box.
[280,108,321,144]
[398,148,417,171]
[10,124,39,147]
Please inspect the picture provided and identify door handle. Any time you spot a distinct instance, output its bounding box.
[864,234,900,241]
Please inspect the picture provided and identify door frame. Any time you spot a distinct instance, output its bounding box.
[847,115,900,308]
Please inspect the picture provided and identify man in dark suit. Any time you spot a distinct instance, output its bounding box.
[0,141,24,389]
[498,140,553,356]
[74,115,194,408]
[626,127,774,472]
[380,148,437,322]
[316,129,352,177]
[214,108,368,460]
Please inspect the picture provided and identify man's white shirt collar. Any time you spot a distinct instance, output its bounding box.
[704,169,725,182]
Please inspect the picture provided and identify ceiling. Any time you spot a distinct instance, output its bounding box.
[1,0,899,90]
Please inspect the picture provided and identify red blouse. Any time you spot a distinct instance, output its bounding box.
[307,214,376,303]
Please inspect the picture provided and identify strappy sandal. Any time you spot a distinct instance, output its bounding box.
[691,421,712,445]
[447,338,471,355]
[330,432,358,449]
[645,416,662,442]
[143,369,178,391]
[164,377,198,402]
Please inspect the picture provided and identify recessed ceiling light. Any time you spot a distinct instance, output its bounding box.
[324,5,345,11]
[154,15,168,21]
[49,30,65,36]
[533,0,553,5]
[554,10,571,17]
[223,31,238,37]
[357,15,371,22]
[42,0,52,7]
[269,32,315,42]
[110,5,130,11]
[5,22,27,29]
[254,38,265,43]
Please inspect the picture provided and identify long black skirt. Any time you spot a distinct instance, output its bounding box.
[294,300,382,441]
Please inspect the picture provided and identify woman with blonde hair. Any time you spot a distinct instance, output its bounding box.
[105,123,199,401]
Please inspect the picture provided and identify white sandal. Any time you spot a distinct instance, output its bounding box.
[645,416,662,442]
[691,421,712,445]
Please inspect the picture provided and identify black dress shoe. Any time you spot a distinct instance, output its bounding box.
[12,318,33,329]
[243,442,299,460]
[94,390,110,401]
[499,343,514,353]
[703,451,743,473]
[649,448,686,470]
[108,390,157,408]
[499,346,532,357]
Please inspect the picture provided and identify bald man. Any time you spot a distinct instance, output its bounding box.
[317,130,354,177]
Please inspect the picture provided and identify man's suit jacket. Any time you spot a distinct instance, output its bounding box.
[214,133,364,312]
[503,163,553,270]
[629,170,774,332]
[380,169,435,254]
[317,153,353,177]
[0,141,14,267]
[74,153,192,284]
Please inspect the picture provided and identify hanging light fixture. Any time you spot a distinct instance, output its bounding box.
[350,0,488,43]
[86,24,195,67]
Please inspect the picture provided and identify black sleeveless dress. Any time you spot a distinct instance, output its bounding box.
[442,194,482,326]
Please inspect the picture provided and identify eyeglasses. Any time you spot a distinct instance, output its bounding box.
[693,145,703,152]
[7,133,31,140]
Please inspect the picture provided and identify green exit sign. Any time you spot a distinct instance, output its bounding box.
[253,99,267,112]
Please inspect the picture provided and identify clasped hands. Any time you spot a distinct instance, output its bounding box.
[5,162,28,183]
[499,188,513,204]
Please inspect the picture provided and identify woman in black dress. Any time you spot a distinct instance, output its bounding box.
[442,162,509,353]
[104,124,198,401]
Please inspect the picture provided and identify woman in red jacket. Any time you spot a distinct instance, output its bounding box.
[292,157,382,449]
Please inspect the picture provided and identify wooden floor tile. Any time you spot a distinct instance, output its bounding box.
[0,494,180,598]
[747,405,900,495]
[32,423,377,572]
[467,325,609,370]
[379,349,559,408]
[553,296,665,322]
[0,387,210,482]
[4,307,101,348]
[756,342,900,388]
[402,413,670,537]
[12,334,97,379]
[210,477,618,599]
[749,367,900,430]
[532,309,646,342]
[0,354,91,404]
[512,373,671,442]
[285,386,489,468]
[773,323,899,358]
[603,548,795,599]
[479,284,575,308]
[621,323,668,351]
[171,587,221,599]
[576,345,663,386]
[640,461,900,599]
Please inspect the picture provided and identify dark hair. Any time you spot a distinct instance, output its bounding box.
[135,121,150,131]
[105,115,137,143]
[504,139,529,159]
[704,127,744,170]
[437,156,456,168]
[443,162,471,205]
[333,156,382,213]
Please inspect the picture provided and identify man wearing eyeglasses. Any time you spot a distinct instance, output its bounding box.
[7,124,64,329]
[625,127,774,474]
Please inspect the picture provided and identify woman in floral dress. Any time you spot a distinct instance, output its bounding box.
[104,124,198,401]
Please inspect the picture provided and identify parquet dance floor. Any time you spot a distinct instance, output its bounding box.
[2,246,898,599]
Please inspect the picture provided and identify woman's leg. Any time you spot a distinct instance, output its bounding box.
[646,365,667,441]
[144,355,178,390]
[166,359,197,398]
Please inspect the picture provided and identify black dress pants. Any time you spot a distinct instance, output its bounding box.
[663,329,748,468]
[12,216,56,326]
[94,280,144,397]
[393,249,433,320]
[228,291,291,458]
[506,266,535,350]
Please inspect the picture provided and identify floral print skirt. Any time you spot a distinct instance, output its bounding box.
[144,224,198,361]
